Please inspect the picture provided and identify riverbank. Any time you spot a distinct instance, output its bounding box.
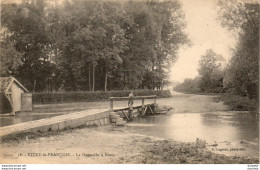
[174,91,258,113]
[218,94,258,112]
[0,124,258,164]
[142,138,258,164]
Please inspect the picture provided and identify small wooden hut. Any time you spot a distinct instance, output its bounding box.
[0,77,32,114]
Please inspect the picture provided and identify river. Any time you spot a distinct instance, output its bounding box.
[126,93,259,158]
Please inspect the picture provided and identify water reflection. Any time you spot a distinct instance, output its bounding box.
[127,110,259,157]
[0,113,63,127]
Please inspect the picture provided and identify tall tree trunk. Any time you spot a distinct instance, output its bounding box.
[123,62,126,90]
[152,65,155,90]
[92,63,96,91]
[123,72,126,90]
[33,79,36,92]
[88,64,92,91]
[105,71,108,92]
[127,71,130,90]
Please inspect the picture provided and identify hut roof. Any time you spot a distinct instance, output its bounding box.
[0,77,29,94]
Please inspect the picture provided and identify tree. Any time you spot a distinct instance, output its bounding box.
[0,29,22,76]
[52,0,127,91]
[2,0,56,91]
[174,77,201,94]
[218,1,259,99]
[148,1,189,90]
[121,1,189,90]
[89,2,127,91]
[198,49,224,92]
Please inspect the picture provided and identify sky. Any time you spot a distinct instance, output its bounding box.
[170,0,237,83]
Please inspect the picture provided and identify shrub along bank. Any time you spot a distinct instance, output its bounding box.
[174,83,258,113]
[219,94,258,112]
[32,90,171,104]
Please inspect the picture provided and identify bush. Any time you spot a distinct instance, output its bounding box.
[174,78,201,94]
[32,90,171,104]
[221,94,258,111]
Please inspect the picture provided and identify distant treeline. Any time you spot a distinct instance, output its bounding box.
[1,0,189,92]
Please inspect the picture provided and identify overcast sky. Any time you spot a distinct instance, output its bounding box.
[170,0,237,83]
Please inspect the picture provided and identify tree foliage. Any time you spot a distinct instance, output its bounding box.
[218,1,259,100]
[198,49,224,93]
[1,0,56,91]
[174,77,201,94]
[1,0,189,92]
[0,29,23,76]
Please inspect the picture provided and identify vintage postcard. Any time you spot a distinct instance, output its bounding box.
[0,0,259,168]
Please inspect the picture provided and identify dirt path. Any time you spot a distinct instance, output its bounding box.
[0,126,162,164]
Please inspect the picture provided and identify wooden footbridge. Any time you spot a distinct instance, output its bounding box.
[109,95,158,121]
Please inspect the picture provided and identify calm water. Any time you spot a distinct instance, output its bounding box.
[0,113,63,127]
[127,110,259,157]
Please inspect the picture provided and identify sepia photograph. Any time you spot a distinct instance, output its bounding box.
[0,0,259,168]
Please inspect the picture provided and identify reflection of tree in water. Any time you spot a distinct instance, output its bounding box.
[200,112,259,143]
[133,114,168,124]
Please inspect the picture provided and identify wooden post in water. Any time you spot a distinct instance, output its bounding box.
[153,95,157,113]
[141,98,145,116]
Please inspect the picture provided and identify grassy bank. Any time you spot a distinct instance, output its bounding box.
[216,94,258,112]
[175,89,258,113]
[141,139,259,164]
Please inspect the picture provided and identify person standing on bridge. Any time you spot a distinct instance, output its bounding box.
[128,91,134,106]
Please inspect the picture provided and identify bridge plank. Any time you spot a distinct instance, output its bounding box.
[113,103,154,112]
[0,109,107,138]
[110,95,156,101]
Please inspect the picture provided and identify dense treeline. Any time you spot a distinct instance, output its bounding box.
[174,78,200,94]
[1,0,189,92]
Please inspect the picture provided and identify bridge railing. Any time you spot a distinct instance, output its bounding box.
[109,95,157,111]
